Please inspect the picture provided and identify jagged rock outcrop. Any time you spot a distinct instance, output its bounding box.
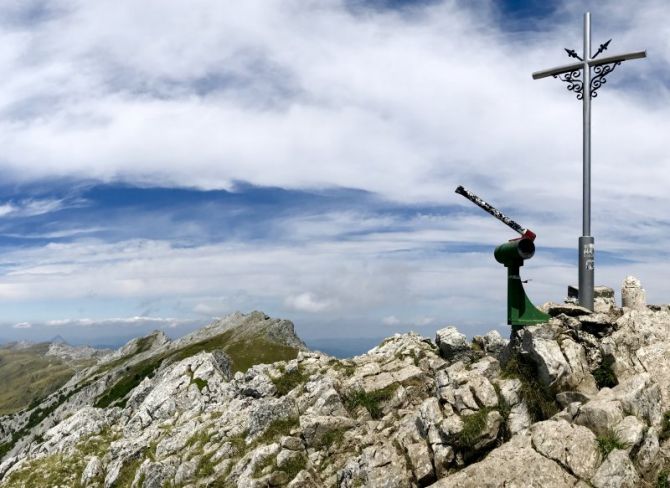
[3,278,670,487]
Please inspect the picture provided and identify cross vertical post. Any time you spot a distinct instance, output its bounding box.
[581,12,594,311]
[532,11,646,310]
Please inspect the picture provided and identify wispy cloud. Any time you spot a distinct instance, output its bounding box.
[0,1,668,343]
[45,316,192,328]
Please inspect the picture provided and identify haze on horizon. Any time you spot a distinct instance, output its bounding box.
[0,0,668,348]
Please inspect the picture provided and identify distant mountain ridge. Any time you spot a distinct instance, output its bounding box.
[2,281,670,487]
[0,311,305,471]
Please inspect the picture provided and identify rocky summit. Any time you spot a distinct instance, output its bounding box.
[3,279,670,487]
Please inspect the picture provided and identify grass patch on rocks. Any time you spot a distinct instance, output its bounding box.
[596,429,627,458]
[255,417,299,446]
[456,408,491,449]
[94,356,163,408]
[660,411,670,441]
[592,356,618,389]
[343,384,398,420]
[272,366,309,396]
[191,377,208,391]
[282,453,307,480]
[501,353,559,422]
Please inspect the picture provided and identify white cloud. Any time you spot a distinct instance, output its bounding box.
[0,1,668,339]
[382,315,400,326]
[0,198,67,218]
[0,0,666,212]
[285,292,334,313]
[12,321,31,329]
[45,316,190,328]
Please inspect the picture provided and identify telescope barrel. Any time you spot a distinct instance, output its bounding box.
[455,185,536,241]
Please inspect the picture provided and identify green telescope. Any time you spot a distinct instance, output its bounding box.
[456,186,549,328]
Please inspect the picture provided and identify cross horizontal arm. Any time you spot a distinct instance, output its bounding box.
[588,50,646,67]
[532,61,584,80]
[532,50,647,80]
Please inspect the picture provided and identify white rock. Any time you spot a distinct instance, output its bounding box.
[591,449,640,488]
[621,276,646,310]
[530,419,600,480]
[435,327,471,362]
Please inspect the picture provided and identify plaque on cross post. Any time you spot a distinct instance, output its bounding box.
[532,12,646,311]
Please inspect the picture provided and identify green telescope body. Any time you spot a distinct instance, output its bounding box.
[495,238,550,328]
[455,186,549,329]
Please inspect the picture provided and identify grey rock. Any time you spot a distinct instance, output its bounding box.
[435,327,471,362]
[621,276,646,310]
[635,427,659,475]
[428,431,578,487]
[80,456,103,486]
[472,330,508,356]
[574,399,624,436]
[613,416,645,450]
[519,326,571,387]
[556,391,592,409]
[546,303,593,317]
[405,441,435,485]
[530,419,600,480]
[300,415,355,447]
[591,449,640,488]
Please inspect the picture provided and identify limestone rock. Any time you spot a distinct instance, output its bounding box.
[428,431,578,487]
[518,326,571,387]
[472,330,508,356]
[591,449,640,488]
[435,327,471,362]
[573,399,624,436]
[530,419,600,480]
[621,276,646,310]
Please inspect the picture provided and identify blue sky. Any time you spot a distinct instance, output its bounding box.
[0,0,669,350]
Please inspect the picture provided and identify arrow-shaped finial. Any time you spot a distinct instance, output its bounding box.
[592,39,612,59]
[564,48,583,61]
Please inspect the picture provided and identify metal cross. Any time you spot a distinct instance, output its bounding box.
[532,12,646,311]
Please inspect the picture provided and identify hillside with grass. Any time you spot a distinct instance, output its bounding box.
[0,343,99,416]
[3,287,670,487]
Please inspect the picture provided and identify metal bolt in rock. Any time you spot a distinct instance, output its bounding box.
[532,12,646,310]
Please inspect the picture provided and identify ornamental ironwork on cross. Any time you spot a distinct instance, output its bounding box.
[532,12,646,311]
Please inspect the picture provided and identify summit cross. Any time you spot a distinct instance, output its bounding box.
[532,12,646,311]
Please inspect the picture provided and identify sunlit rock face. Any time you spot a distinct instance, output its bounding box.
[2,281,670,488]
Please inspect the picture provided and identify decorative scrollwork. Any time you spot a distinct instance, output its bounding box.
[553,69,583,100]
[590,61,621,97]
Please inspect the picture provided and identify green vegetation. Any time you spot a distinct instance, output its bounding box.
[255,417,299,446]
[596,429,628,458]
[3,428,118,487]
[168,328,299,374]
[252,455,276,478]
[0,343,91,416]
[1,380,92,459]
[114,457,142,487]
[343,384,398,420]
[282,453,307,480]
[593,356,618,389]
[456,408,491,449]
[2,453,85,488]
[272,366,309,396]
[192,377,209,391]
[493,384,512,442]
[502,353,559,421]
[196,452,217,478]
[660,411,670,441]
[318,428,346,449]
[657,469,670,488]
[329,359,355,377]
[95,356,163,408]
